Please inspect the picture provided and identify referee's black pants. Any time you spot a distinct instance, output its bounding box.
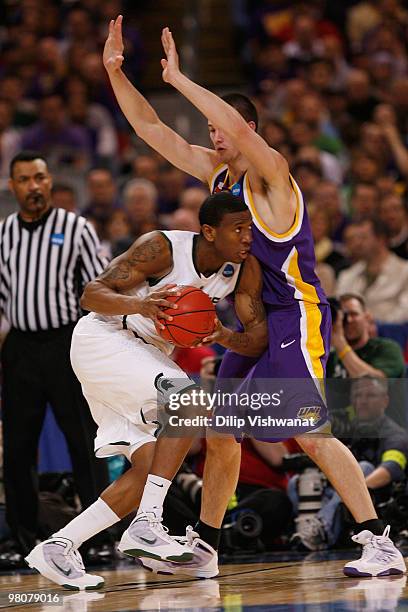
[1,323,110,554]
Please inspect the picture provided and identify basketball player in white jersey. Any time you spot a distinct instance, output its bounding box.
[25,192,268,589]
[99,15,406,581]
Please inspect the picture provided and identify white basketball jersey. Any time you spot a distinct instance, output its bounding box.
[94,231,241,355]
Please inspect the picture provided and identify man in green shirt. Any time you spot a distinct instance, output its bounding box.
[326,293,406,429]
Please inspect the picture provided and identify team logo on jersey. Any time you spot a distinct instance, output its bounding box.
[154,373,175,394]
[51,233,64,246]
[231,183,241,197]
[223,264,235,278]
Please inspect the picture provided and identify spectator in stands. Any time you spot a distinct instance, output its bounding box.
[376,175,399,199]
[309,206,349,278]
[131,155,160,186]
[327,292,406,427]
[0,76,36,128]
[373,103,408,180]
[0,99,21,189]
[349,153,381,186]
[337,219,408,322]
[391,77,408,136]
[106,209,133,258]
[290,376,408,551]
[21,94,92,171]
[345,69,379,128]
[295,144,344,186]
[83,168,120,240]
[283,14,324,65]
[158,164,188,213]
[328,293,405,381]
[312,181,349,243]
[123,178,158,237]
[342,223,366,264]
[51,184,78,214]
[67,89,118,170]
[379,193,408,260]
[294,92,342,155]
[261,119,289,152]
[179,186,209,215]
[350,183,379,219]
[291,161,322,202]
[275,78,309,125]
[166,208,200,233]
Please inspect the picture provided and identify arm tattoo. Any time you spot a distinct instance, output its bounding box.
[128,236,163,265]
[228,331,250,350]
[100,261,131,283]
[99,235,165,286]
[248,294,266,325]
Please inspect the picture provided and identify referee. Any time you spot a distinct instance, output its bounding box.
[0,151,110,566]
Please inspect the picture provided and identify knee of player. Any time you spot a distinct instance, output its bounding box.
[296,434,329,459]
[206,433,240,455]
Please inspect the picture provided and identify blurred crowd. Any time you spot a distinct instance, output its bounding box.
[0,0,408,559]
[1,1,408,329]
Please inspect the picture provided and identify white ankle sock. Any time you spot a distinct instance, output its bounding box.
[137,474,171,519]
[52,497,120,548]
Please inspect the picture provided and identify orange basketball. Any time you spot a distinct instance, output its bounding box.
[156,286,216,348]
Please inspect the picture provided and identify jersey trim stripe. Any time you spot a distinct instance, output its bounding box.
[282,247,326,398]
[243,173,304,242]
[208,163,228,192]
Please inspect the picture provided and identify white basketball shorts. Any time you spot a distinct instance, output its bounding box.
[70,314,195,461]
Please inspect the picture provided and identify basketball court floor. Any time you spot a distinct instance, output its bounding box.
[1,549,407,611]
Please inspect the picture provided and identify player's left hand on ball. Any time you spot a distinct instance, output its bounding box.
[201,318,230,346]
[161,27,181,83]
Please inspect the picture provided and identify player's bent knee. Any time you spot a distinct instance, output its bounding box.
[206,433,240,455]
[296,434,331,458]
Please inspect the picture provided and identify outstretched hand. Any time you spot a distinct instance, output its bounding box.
[103,15,124,74]
[161,27,181,84]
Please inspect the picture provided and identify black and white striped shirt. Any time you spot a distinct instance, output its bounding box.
[0,207,107,331]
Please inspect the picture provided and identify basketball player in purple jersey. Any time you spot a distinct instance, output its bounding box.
[103,16,405,577]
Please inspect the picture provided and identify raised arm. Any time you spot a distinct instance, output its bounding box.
[81,231,179,328]
[202,255,268,357]
[160,27,289,188]
[103,16,216,182]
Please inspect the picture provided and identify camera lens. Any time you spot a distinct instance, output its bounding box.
[235,510,263,538]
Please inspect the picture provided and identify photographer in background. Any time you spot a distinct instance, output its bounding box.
[290,377,408,551]
[327,293,406,428]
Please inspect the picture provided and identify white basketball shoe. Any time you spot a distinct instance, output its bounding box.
[25,538,104,590]
[118,511,193,562]
[343,525,407,577]
[140,525,219,578]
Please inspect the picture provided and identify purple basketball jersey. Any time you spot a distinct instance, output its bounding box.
[210,165,328,308]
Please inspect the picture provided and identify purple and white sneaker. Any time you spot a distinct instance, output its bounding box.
[118,512,193,563]
[140,526,219,579]
[343,525,407,577]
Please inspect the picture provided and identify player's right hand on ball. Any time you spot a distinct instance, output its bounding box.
[138,284,180,329]
[103,15,124,74]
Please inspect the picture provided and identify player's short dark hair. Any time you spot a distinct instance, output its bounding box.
[10,151,47,177]
[199,191,249,227]
[221,93,259,131]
